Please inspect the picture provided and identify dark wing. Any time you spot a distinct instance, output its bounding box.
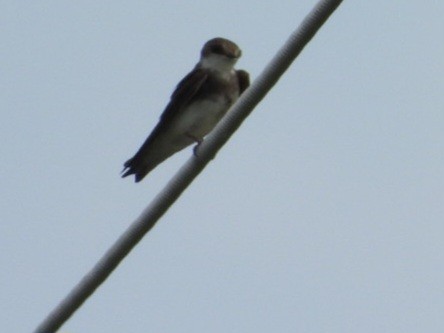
[136,68,208,148]
[121,68,208,181]
[236,70,250,94]
[159,68,208,124]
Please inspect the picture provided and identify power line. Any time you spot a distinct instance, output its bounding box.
[33,1,344,332]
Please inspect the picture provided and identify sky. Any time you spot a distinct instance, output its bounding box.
[2,1,444,332]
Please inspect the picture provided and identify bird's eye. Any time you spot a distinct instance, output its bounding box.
[211,45,224,54]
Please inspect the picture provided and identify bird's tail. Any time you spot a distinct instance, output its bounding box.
[121,157,157,183]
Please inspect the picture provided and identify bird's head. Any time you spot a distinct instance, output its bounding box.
[199,37,242,72]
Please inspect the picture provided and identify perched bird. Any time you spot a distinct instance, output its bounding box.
[122,37,250,182]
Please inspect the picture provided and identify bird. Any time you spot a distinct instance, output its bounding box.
[121,37,250,182]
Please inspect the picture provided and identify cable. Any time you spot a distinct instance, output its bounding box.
[33,1,343,332]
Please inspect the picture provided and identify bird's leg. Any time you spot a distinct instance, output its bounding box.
[186,133,203,157]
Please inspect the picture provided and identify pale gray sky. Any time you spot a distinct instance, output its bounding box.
[2,1,444,332]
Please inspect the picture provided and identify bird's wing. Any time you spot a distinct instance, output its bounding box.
[132,68,208,151]
[236,69,250,95]
[121,68,208,180]
[159,68,209,123]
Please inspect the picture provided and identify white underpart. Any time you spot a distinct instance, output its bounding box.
[200,54,237,78]
[171,97,228,140]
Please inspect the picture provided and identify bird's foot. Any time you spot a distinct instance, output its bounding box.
[186,133,203,157]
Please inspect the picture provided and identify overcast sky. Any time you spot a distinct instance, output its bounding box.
[2,1,444,332]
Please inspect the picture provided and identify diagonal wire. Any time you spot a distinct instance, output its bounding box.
[33,1,343,332]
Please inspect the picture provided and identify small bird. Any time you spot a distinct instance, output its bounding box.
[122,37,250,182]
